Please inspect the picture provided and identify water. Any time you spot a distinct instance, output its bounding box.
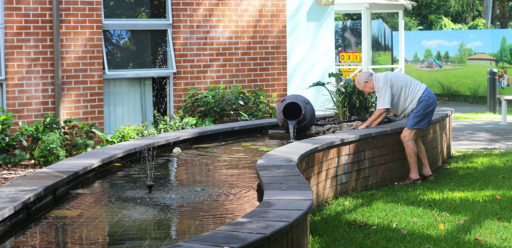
[2,134,286,247]
[141,145,156,193]
[288,119,297,142]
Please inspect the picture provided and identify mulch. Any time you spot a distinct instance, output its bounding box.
[0,161,42,187]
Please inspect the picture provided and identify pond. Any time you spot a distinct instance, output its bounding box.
[2,133,287,247]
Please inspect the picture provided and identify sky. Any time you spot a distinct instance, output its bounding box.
[392,29,512,61]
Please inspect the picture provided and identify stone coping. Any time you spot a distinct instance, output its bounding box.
[0,109,453,247]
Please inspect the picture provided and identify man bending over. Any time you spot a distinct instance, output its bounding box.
[355,71,437,185]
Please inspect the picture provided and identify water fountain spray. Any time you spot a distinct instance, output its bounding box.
[143,145,157,193]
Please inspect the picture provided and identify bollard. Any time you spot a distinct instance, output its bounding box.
[487,68,498,113]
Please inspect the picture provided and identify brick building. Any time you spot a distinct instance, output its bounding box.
[1,0,287,133]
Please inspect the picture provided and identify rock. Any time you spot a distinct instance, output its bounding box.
[172,147,182,154]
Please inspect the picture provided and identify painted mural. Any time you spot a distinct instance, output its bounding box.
[393,29,512,100]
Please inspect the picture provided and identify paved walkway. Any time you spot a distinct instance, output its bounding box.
[437,102,512,151]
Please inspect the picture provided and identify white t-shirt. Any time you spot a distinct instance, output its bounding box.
[374,72,427,117]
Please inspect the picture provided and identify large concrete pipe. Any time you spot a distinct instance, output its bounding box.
[276,94,316,134]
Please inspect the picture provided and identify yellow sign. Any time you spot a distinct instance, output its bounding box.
[338,52,362,63]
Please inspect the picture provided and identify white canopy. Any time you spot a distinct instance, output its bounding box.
[335,0,416,13]
[334,0,416,74]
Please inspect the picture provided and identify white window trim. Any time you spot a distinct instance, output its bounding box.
[102,0,176,79]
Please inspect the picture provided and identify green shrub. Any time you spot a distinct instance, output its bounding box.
[153,111,213,134]
[179,85,276,124]
[0,109,29,165]
[34,132,66,166]
[309,72,376,120]
[62,118,101,156]
[433,79,460,96]
[109,123,157,144]
[17,114,103,159]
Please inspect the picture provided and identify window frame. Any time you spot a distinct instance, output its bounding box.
[102,0,176,79]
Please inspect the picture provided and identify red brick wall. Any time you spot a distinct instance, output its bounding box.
[298,118,452,206]
[4,0,287,129]
[172,0,287,111]
[4,0,104,129]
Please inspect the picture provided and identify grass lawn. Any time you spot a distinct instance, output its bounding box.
[310,150,512,248]
[453,108,512,120]
[405,64,512,97]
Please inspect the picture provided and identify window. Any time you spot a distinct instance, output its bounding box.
[103,78,153,134]
[103,0,167,19]
[102,0,175,133]
[102,0,176,78]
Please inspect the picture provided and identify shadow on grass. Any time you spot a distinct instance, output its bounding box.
[310,151,512,248]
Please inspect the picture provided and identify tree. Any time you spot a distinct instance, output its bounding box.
[449,0,481,23]
[496,0,510,28]
[496,36,511,66]
[406,0,452,30]
[443,51,450,63]
[508,44,512,65]
[435,51,442,62]
[455,42,468,64]
[423,49,433,61]
[412,52,420,63]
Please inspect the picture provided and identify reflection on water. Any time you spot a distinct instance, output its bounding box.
[3,134,286,247]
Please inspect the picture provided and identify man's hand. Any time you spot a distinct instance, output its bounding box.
[358,122,369,129]
[358,108,389,129]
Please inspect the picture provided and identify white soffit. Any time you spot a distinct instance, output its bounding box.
[334,0,416,13]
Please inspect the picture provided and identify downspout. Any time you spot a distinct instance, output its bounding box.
[52,0,62,119]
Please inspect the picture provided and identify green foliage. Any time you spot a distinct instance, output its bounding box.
[433,79,461,96]
[62,118,101,156]
[109,123,157,144]
[496,36,511,66]
[153,111,211,134]
[179,85,276,124]
[17,114,102,158]
[431,15,468,30]
[0,111,106,166]
[0,110,29,165]
[467,17,489,29]
[435,51,442,62]
[412,53,420,63]
[467,83,483,103]
[430,15,489,31]
[455,42,472,64]
[34,132,66,166]
[443,51,450,63]
[423,48,433,61]
[309,73,376,120]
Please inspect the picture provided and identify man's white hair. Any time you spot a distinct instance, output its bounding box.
[355,71,373,87]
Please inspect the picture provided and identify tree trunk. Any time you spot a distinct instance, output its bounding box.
[492,0,498,27]
[498,0,509,28]
[483,0,493,27]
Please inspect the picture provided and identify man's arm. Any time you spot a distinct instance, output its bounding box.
[358,108,389,129]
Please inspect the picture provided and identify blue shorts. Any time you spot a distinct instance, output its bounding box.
[406,88,437,129]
